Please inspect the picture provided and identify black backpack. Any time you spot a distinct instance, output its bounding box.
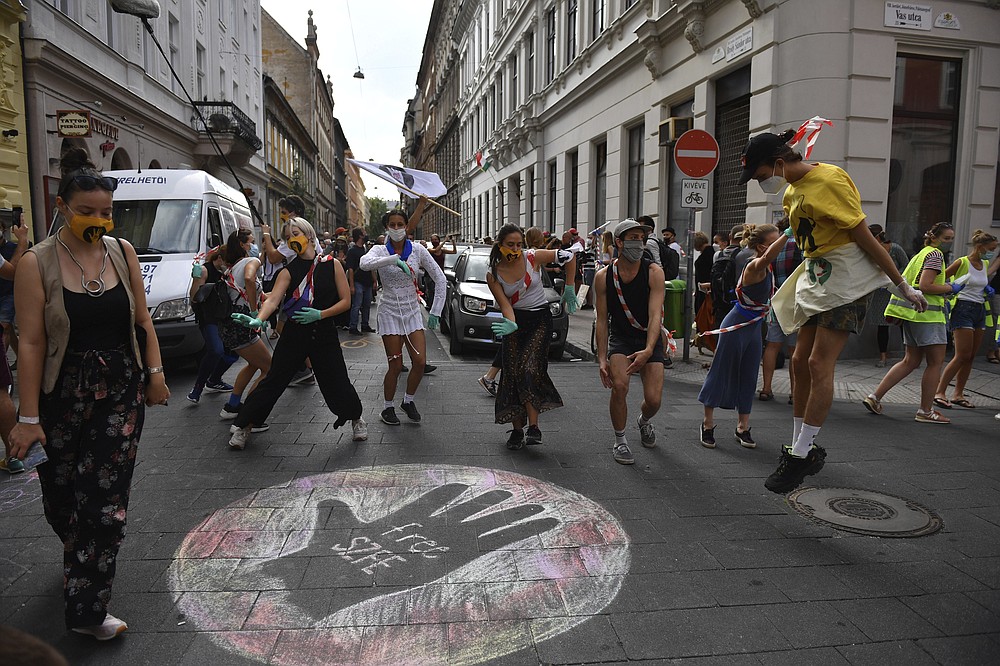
[710,246,741,313]
[192,279,235,324]
[642,239,681,281]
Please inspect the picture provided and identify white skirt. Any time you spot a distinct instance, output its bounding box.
[376,295,425,336]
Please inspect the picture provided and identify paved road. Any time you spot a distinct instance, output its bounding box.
[1,325,998,665]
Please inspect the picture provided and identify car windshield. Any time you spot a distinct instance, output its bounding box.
[110,199,202,254]
[462,252,553,287]
[444,245,471,270]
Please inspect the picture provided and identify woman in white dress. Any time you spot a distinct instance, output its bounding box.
[360,208,446,425]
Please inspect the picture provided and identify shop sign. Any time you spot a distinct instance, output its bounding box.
[56,110,91,137]
[725,26,753,61]
[91,116,119,141]
[884,2,932,30]
[100,141,116,158]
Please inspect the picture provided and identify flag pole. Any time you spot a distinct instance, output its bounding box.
[397,184,461,217]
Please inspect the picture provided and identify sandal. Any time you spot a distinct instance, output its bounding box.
[758,390,774,402]
[951,398,976,409]
[932,397,952,409]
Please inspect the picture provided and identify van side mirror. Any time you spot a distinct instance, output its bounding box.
[554,278,565,292]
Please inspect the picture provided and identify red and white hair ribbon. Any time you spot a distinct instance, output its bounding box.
[790,116,833,159]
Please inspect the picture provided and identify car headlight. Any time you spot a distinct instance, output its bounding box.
[152,297,193,321]
[549,302,562,316]
[462,295,489,313]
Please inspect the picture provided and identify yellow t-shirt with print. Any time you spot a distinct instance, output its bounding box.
[782,163,866,258]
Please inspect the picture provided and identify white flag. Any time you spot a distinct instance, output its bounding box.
[348,159,447,199]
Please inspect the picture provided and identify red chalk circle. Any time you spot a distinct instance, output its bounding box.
[169,464,631,665]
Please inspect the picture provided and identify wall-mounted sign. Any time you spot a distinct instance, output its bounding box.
[884,2,932,30]
[711,46,725,64]
[91,116,119,141]
[934,11,961,29]
[726,26,753,61]
[56,110,91,138]
[100,141,116,158]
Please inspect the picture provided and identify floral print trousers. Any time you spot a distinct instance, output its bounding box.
[37,347,144,629]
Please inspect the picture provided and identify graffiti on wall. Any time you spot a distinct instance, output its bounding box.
[169,464,631,665]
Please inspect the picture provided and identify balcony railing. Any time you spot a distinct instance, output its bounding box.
[193,101,263,151]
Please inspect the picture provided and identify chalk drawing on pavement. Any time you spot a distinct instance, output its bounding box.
[169,464,630,665]
[0,471,42,514]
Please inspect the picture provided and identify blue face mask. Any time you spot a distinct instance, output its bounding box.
[983,250,996,261]
[248,243,260,258]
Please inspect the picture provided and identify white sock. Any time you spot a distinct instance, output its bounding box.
[614,430,627,445]
[791,424,820,457]
[403,393,415,405]
[791,417,804,450]
[384,400,393,409]
[638,413,651,426]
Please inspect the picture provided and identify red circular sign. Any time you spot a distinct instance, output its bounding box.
[673,130,720,178]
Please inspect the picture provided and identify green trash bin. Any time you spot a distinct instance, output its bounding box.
[663,279,686,336]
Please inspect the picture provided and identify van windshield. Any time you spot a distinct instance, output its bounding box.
[111,200,202,254]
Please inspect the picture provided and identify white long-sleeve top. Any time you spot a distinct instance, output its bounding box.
[360,241,446,335]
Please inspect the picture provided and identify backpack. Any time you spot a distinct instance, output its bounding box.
[642,239,681,281]
[192,279,235,324]
[710,246,741,313]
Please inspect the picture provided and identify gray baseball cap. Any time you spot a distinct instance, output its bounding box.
[614,218,654,238]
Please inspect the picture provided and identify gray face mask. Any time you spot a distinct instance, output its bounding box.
[620,239,645,262]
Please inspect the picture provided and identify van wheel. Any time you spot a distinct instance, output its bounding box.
[448,318,465,355]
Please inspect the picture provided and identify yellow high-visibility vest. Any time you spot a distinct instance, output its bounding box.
[884,246,947,324]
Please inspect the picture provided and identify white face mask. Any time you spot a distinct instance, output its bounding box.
[387,228,407,242]
[620,239,645,262]
[758,163,787,195]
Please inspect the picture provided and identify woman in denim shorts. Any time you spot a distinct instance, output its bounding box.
[934,230,999,408]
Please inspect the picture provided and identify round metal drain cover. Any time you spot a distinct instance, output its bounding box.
[786,487,942,537]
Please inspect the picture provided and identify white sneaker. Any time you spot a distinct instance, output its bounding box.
[71,613,128,641]
[228,425,251,450]
[352,418,368,441]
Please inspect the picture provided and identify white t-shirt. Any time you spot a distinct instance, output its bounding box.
[956,260,988,304]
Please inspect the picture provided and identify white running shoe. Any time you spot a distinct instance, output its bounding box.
[229,425,251,450]
[352,418,368,441]
[71,613,128,641]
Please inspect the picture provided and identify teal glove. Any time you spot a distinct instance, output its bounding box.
[491,317,518,336]
[395,257,411,277]
[784,225,794,238]
[427,314,440,330]
[562,284,578,314]
[232,312,266,330]
[292,307,323,324]
[191,263,204,279]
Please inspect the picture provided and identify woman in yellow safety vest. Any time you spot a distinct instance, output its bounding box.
[863,222,958,423]
[934,230,999,408]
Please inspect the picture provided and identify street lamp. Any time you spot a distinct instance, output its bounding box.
[353,68,365,80]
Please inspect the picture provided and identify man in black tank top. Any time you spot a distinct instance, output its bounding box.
[593,220,667,465]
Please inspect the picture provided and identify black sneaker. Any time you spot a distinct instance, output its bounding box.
[423,364,437,374]
[219,403,241,420]
[735,428,756,449]
[205,380,234,393]
[380,407,400,426]
[613,443,634,465]
[400,401,421,422]
[348,328,362,336]
[700,423,716,448]
[525,425,542,445]
[362,326,376,333]
[400,365,409,372]
[506,428,524,450]
[765,446,827,494]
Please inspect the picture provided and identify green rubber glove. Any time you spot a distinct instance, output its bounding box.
[292,307,323,324]
[191,263,204,279]
[427,314,440,330]
[784,225,794,238]
[231,312,266,329]
[395,257,412,277]
[491,317,518,336]
[561,284,578,314]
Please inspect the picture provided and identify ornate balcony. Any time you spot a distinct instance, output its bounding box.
[192,101,262,168]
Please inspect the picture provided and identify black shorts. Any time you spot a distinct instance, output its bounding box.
[608,332,667,365]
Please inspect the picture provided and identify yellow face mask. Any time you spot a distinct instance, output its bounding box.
[499,246,522,263]
[287,233,310,255]
[280,212,290,222]
[65,207,114,244]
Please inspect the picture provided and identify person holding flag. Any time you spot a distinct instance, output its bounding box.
[360,207,447,426]
[227,218,366,450]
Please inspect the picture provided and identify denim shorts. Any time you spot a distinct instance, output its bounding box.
[901,320,947,347]
[765,312,797,345]
[949,299,986,330]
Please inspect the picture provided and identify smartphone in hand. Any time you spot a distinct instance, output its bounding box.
[22,442,48,470]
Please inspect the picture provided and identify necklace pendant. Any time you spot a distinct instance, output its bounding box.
[83,278,106,297]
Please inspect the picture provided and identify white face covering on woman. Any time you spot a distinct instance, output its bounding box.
[387,228,407,243]
[758,162,787,195]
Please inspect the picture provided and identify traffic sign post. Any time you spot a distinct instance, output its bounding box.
[673,130,720,363]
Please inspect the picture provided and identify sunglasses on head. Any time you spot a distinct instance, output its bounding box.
[58,173,119,199]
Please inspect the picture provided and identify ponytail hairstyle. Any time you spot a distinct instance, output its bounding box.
[57,147,115,201]
[970,228,997,249]
[488,223,524,277]
[741,223,779,253]
[764,129,803,166]
[223,228,253,266]
[923,222,953,247]
[525,226,545,249]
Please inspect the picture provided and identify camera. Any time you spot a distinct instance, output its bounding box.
[0,206,22,230]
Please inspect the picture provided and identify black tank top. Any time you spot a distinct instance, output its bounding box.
[64,282,131,351]
[606,259,652,339]
[280,256,341,310]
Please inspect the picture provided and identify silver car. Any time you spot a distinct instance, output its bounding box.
[443,247,568,358]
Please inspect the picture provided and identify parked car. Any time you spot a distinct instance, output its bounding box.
[444,247,568,358]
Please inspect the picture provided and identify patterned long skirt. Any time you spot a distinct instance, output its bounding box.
[495,307,563,424]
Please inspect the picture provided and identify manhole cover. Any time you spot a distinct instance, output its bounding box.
[786,487,942,537]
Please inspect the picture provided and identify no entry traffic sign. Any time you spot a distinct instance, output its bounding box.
[673,129,720,178]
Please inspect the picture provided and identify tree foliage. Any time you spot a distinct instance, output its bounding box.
[366,196,388,238]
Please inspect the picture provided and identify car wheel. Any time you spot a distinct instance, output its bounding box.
[549,344,565,361]
[449,316,465,355]
[440,306,451,334]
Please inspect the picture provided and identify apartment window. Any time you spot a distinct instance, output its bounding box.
[568,151,579,227]
[623,0,636,9]
[497,73,504,122]
[490,84,496,130]
[667,98,695,244]
[484,2,491,51]
[627,123,644,218]
[592,0,605,41]
[511,53,519,109]
[168,14,180,94]
[548,159,558,233]
[525,31,535,95]
[196,43,206,100]
[545,9,556,84]
[527,166,535,228]
[566,0,578,65]
[53,0,69,13]
[594,140,607,229]
[220,66,226,99]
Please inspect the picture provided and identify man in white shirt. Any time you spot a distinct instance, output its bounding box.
[662,227,685,257]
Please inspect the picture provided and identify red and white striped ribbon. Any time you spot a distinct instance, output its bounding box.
[611,260,676,354]
[789,116,833,159]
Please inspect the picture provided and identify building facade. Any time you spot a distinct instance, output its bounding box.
[345,148,368,229]
[263,73,317,229]
[416,0,1000,354]
[0,1,30,231]
[23,0,266,235]
[261,9,339,234]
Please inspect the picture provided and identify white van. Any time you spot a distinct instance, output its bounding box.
[101,169,255,358]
